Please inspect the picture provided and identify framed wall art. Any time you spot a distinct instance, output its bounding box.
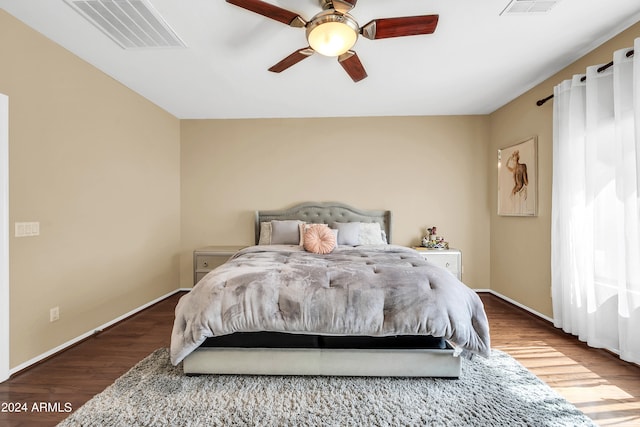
[497,136,537,216]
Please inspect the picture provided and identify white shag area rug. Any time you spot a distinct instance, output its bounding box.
[57,348,595,427]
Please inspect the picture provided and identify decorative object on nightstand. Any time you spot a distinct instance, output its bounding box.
[421,226,449,250]
[193,245,245,285]
[413,247,462,280]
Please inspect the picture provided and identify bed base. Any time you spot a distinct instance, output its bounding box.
[183,346,460,378]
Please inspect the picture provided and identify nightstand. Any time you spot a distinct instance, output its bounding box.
[413,247,462,280]
[193,245,245,285]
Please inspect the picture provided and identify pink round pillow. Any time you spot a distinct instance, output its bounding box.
[303,224,337,254]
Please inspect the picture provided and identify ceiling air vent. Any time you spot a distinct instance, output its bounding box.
[500,0,560,15]
[64,0,186,49]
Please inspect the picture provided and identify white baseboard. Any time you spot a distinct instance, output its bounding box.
[8,288,186,377]
[475,289,554,323]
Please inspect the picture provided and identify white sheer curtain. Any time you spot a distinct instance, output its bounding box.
[552,38,640,365]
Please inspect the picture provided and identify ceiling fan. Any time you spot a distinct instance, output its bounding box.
[226,0,439,82]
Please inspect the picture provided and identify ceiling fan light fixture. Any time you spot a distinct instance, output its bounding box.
[306,12,359,57]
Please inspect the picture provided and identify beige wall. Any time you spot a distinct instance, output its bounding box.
[0,11,181,367]
[489,22,640,317]
[2,5,637,370]
[180,116,492,289]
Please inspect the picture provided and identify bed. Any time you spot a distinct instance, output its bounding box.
[171,202,491,378]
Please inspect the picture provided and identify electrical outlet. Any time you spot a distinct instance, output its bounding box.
[50,306,59,322]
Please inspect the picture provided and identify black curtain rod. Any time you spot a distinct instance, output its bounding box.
[536,49,634,106]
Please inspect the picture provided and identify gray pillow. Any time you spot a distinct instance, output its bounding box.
[258,222,272,245]
[331,222,360,246]
[270,220,301,245]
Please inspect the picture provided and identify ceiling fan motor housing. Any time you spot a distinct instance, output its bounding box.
[305,10,359,57]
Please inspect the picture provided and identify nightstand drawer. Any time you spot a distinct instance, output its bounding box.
[413,248,462,280]
[195,255,226,270]
[193,245,246,285]
[422,253,458,273]
[195,271,210,284]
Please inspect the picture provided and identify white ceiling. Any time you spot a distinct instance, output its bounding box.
[2,0,640,119]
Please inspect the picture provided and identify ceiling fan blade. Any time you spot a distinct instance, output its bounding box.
[226,0,306,27]
[268,48,315,73]
[361,15,439,40]
[330,0,357,14]
[338,51,367,82]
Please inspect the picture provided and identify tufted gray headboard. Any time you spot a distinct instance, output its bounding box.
[255,202,392,245]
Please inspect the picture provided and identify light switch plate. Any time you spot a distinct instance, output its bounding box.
[15,222,40,237]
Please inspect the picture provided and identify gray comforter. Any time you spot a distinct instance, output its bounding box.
[170,245,491,365]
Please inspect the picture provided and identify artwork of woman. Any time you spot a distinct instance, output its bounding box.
[498,137,536,216]
[506,149,528,202]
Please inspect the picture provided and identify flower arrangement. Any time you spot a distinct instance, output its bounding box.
[422,226,449,249]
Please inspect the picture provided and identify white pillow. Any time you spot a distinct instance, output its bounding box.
[359,222,385,245]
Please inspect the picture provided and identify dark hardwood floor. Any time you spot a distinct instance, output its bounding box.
[0,292,180,427]
[1,291,639,426]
